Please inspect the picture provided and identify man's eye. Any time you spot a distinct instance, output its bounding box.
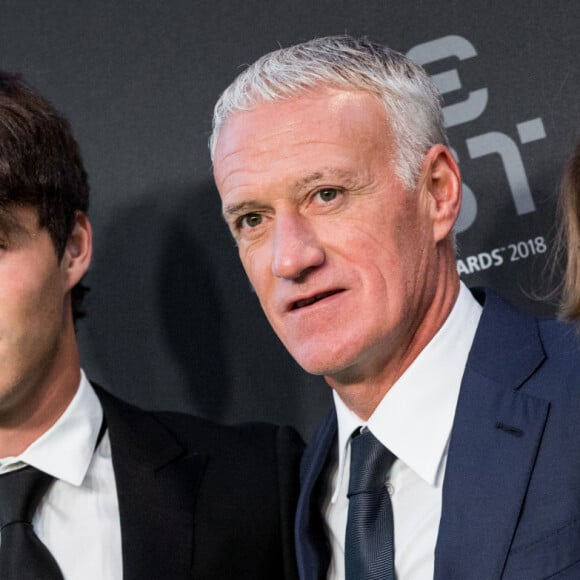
[316,188,339,203]
[241,213,263,228]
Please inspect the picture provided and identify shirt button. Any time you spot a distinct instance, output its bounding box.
[386,482,394,496]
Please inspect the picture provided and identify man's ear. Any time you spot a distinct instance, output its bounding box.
[63,211,92,290]
[421,145,462,243]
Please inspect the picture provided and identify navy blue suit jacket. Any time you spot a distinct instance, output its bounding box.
[296,289,580,579]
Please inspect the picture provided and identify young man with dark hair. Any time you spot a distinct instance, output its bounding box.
[0,72,302,580]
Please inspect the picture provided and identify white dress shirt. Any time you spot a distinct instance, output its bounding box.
[0,371,122,579]
[324,282,482,579]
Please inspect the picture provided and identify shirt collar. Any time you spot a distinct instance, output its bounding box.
[332,282,482,500]
[0,370,103,485]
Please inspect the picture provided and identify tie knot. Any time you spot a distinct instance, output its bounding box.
[348,430,396,497]
[0,466,55,527]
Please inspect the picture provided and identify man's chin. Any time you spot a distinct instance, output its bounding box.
[289,349,353,380]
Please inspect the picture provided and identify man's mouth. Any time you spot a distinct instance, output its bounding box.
[291,290,343,310]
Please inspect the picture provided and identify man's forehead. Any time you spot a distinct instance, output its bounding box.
[219,87,382,138]
[0,204,40,236]
[213,88,397,206]
[216,90,389,162]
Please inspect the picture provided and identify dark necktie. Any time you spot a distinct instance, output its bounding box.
[0,466,64,579]
[345,429,397,580]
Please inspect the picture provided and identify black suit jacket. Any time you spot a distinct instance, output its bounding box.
[94,386,303,580]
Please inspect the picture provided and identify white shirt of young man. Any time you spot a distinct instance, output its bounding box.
[324,282,482,579]
[0,370,122,579]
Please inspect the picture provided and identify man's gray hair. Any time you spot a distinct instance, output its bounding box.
[210,35,448,189]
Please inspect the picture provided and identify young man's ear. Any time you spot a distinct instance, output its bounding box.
[63,211,92,290]
[422,145,462,243]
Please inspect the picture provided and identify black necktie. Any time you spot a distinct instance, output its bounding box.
[0,466,64,579]
[345,429,396,580]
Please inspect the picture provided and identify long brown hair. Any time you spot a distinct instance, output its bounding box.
[558,141,580,321]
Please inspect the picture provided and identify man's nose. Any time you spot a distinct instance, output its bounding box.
[271,212,325,280]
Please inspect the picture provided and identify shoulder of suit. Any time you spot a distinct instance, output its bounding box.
[150,409,305,459]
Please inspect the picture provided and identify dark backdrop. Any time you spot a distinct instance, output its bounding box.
[3,0,579,437]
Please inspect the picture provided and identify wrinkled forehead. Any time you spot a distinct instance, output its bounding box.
[215,88,390,160]
[215,86,389,149]
[213,90,399,213]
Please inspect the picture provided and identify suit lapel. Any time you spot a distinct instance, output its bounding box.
[434,290,550,579]
[95,387,207,580]
[296,410,337,580]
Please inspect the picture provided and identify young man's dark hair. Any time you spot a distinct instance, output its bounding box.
[0,72,89,319]
[0,70,302,580]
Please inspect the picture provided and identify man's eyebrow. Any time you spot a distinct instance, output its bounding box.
[222,169,357,218]
[223,200,265,219]
[293,169,354,190]
[294,172,324,189]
